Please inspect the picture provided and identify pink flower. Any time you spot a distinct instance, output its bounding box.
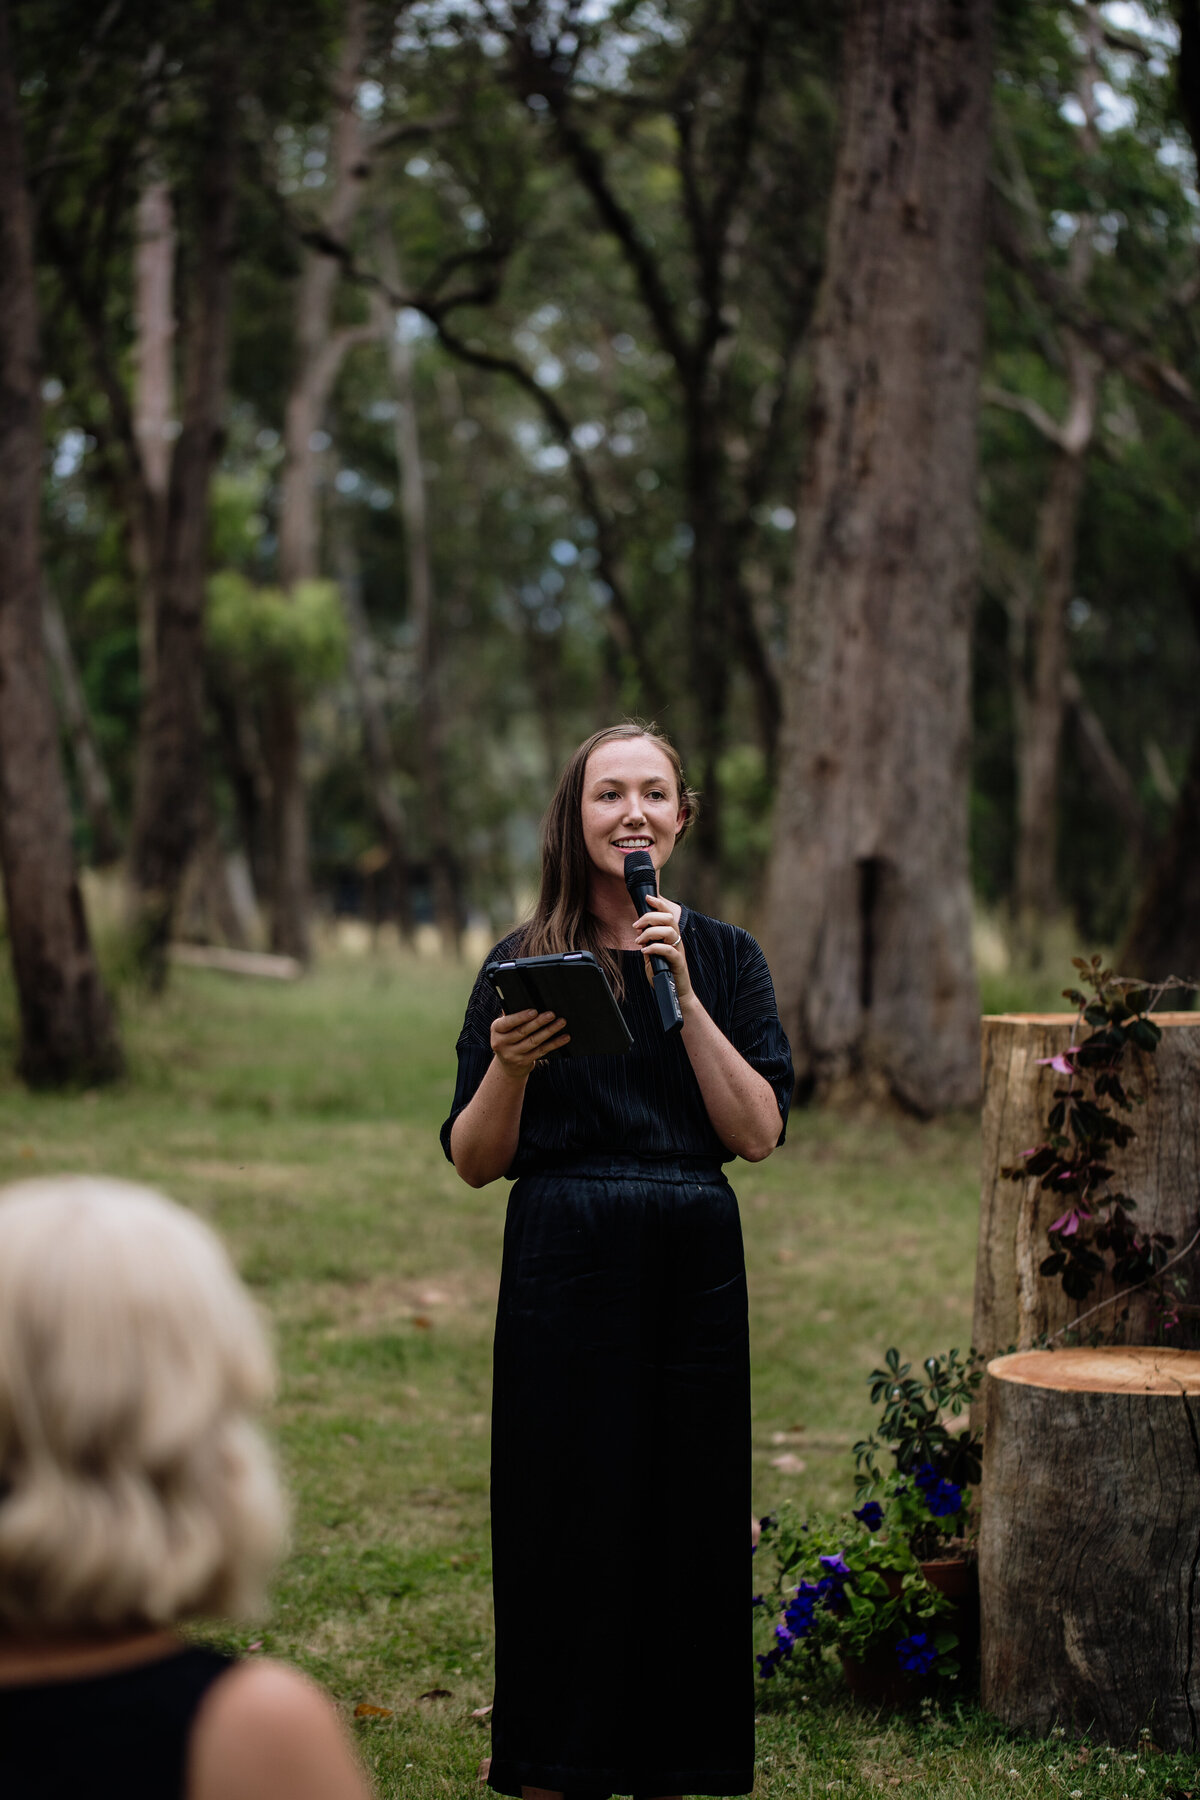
[1035,1050,1080,1076]
[1050,1208,1091,1236]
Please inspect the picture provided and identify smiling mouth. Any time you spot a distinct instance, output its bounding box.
[612,837,653,850]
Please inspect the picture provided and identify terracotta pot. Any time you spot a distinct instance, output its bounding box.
[839,1556,979,1706]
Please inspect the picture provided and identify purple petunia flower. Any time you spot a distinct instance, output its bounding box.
[913,1463,963,1518]
[895,1632,938,1675]
[784,1582,820,1637]
[853,1500,884,1531]
[926,1480,963,1518]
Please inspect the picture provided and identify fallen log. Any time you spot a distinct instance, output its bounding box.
[980,1346,1200,1749]
[167,944,301,980]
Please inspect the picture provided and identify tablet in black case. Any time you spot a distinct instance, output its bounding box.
[485,952,634,1058]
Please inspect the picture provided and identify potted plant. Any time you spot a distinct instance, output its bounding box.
[755,1347,983,1704]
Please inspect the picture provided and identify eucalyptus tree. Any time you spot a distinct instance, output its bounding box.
[19,0,334,981]
[369,0,837,908]
[981,0,1200,970]
[0,0,121,1082]
[765,0,993,1114]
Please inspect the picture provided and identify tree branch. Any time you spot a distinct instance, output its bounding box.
[428,317,664,713]
[499,19,693,374]
[992,197,1200,434]
[28,0,128,203]
[982,384,1069,448]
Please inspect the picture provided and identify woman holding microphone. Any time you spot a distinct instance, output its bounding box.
[442,722,792,1800]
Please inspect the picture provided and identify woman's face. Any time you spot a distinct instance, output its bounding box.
[580,738,685,883]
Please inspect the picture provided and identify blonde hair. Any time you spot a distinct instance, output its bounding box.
[0,1176,285,1631]
[520,720,699,997]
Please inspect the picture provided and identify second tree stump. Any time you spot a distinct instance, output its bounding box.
[980,1347,1200,1749]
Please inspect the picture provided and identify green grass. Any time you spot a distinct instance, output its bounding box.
[0,950,1192,1799]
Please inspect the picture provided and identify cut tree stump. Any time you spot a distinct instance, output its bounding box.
[973,1014,1200,1356]
[980,1347,1200,1748]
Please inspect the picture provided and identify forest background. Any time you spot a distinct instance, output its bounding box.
[3,0,1200,1106]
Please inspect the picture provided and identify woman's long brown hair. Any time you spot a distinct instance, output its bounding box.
[517,722,699,999]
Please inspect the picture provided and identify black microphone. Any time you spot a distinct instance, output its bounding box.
[623,850,684,1035]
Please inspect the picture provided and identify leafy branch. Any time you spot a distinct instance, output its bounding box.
[852,1346,984,1502]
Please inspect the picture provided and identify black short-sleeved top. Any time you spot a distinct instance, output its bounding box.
[440,908,793,1177]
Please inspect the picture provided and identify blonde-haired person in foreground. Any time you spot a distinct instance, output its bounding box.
[0,1176,371,1800]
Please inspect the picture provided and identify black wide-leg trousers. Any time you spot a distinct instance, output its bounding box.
[487,1156,753,1800]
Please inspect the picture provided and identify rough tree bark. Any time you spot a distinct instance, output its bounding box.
[127,41,240,982]
[373,239,461,955]
[763,0,991,1112]
[41,581,122,866]
[981,1347,1200,1750]
[270,0,372,961]
[0,0,121,1084]
[131,164,174,690]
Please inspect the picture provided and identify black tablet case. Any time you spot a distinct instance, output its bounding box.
[484,952,634,1057]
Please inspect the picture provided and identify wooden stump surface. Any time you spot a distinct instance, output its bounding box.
[973,1014,1200,1356]
[981,1347,1200,1748]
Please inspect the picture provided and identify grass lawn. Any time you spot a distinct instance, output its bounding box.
[0,949,1190,1799]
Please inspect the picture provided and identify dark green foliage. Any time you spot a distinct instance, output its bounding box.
[853,1348,985,1500]
[11,0,1200,944]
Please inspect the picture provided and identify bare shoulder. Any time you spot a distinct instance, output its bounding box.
[189,1658,371,1800]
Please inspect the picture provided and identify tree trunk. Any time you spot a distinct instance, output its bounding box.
[1064,667,1150,857]
[1119,578,1200,986]
[208,673,272,909]
[973,1014,1200,1356]
[1013,412,1093,938]
[1002,8,1101,955]
[373,246,461,955]
[980,1346,1200,1749]
[0,0,121,1084]
[175,784,249,950]
[269,0,371,961]
[127,48,240,983]
[684,401,730,918]
[132,170,174,692]
[764,0,991,1112]
[40,581,122,866]
[332,528,416,942]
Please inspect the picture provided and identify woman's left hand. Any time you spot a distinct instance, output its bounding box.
[633,892,693,1005]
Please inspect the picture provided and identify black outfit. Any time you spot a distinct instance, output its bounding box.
[0,1644,234,1800]
[441,908,792,1800]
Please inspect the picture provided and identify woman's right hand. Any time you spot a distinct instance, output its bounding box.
[490,1009,569,1076]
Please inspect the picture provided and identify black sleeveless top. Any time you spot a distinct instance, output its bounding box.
[0,1644,234,1800]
